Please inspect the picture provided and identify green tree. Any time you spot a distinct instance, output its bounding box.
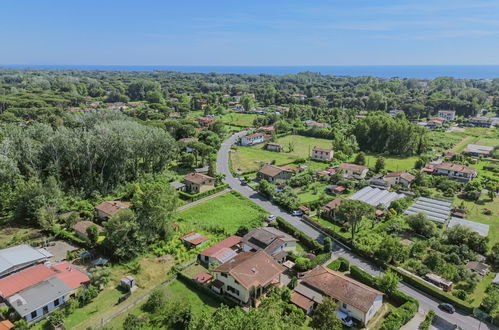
[86,224,99,246]
[103,209,144,261]
[241,95,255,112]
[354,152,366,165]
[310,297,342,330]
[376,270,400,294]
[374,157,385,173]
[123,313,147,330]
[336,200,374,241]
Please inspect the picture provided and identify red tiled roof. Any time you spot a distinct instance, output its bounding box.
[291,291,315,311]
[194,273,213,284]
[95,200,130,217]
[0,264,55,298]
[200,236,241,257]
[52,261,90,289]
[0,320,14,330]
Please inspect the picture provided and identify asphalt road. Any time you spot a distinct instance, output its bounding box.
[217,132,496,330]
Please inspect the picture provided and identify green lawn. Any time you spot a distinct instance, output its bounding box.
[359,154,419,172]
[222,112,259,127]
[457,195,499,246]
[469,272,496,306]
[176,191,266,234]
[294,182,333,204]
[231,135,333,173]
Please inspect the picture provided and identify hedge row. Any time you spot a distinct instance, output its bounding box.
[178,184,229,202]
[389,266,474,313]
[275,217,323,252]
[349,266,419,330]
[327,257,350,272]
[420,310,436,330]
[53,228,87,246]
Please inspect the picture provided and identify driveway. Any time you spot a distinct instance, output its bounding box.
[217,132,496,330]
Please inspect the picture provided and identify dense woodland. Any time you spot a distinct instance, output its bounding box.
[0,69,498,261]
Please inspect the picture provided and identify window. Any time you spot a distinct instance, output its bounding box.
[43,306,49,314]
[31,311,37,319]
[54,298,60,306]
[342,303,347,309]
[227,285,240,296]
[221,273,228,278]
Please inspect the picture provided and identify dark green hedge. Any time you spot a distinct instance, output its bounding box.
[275,217,323,252]
[389,266,473,313]
[179,184,229,201]
[327,257,350,272]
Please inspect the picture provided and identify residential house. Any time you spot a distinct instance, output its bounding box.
[466,261,489,276]
[0,245,52,278]
[467,117,493,128]
[199,236,241,267]
[426,118,444,129]
[322,198,347,221]
[292,93,307,100]
[303,120,330,129]
[95,200,130,220]
[169,181,186,191]
[0,262,89,323]
[257,126,275,134]
[196,117,216,127]
[266,142,283,152]
[325,185,345,195]
[293,266,383,325]
[463,144,494,157]
[178,137,199,153]
[241,227,298,262]
[257,165,293,182]
[72,221,103,240]
[369,177,391,190]
[383,171,415,188]
[183,172,215,193]
[338,163,369,179]
[311,147,333,161]
[180,232,209,248]
[437,110,456,121]
[212,250,285,306]
[240,133,269,146]
[430,162,477,182]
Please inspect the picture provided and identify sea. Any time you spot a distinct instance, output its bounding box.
[2,65,499,79]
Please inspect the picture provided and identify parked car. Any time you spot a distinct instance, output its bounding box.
[292,210,303,216]
[336,310,353,327]
[266,215,277,222]
[439,303,455,314]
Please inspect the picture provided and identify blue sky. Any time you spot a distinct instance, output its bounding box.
[1,0,499,65]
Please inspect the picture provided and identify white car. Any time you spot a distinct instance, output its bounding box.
[292,210,303,216]
[336,310,353,327]
[266,215,277,222]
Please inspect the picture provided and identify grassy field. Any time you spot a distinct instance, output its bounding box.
[231,135,333,173]
[470,271,496,306]
[176,191,267,234]
[359,154,419,172]
[457,195,499,246]
[222,112,259,127]
[106,279,221,329]
[33,255,174,330]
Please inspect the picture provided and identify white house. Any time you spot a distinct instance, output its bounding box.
[212,250,285,306]
[437,110,456,121]
[311,147,334,161]
[240,133,268,146]
[383,171,415,188]
[338,163,369,179]
[431,162,477,182]
[292,266,383,325]
[199,235,241,267]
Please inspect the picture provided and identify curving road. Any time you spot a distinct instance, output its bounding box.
[217,132,495,330]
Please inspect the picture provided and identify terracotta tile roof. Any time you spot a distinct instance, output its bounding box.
[52,262,90,289]
[339,163,368,173]
[433,162,477,175]
[214,251,285,290]
[194,273,212,284]
[323,197,347,212]
[291,291,315,311]
[385,171,415,182]
[184,172,214,185]
[0,264,55,298]
[301,266,382,313]
[0,320,13,330]
[178,137,199,143]
[258,164,291,177]
[200,236,241,257]
[95,200,130,217]
[72,221,103,235]
[180,232,209,246]
[312,146,332,153]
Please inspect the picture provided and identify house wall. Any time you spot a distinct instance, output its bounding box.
[23,294,69,323]
[337,294,382,325]
[267,145,281,152]
[185,181,215,193]
[96,209,111,219]
[241,136,265,146]
[214,272,250,304]
[312,150,333,161]
[365,295,383,324]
